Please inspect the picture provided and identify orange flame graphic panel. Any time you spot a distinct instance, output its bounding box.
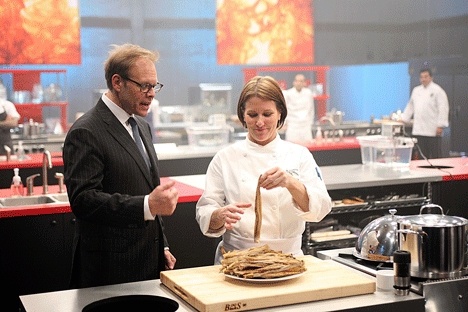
[0,0,81,65]
[216,0,314,65]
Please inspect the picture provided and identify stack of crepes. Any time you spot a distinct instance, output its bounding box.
[220,245,306,279]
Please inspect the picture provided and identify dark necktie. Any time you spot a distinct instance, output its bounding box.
[128,117,151,169]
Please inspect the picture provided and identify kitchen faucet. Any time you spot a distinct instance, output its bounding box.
[26,173,40,196]
[319,116,336,127]
[42,150,52,194]
[54,172,65,193]
[319,116,336,141]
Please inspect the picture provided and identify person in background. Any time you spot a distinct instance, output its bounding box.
[63,43,178,288]
[0,97,20,155]
[196,76,332,264]
[283,74,315,144]
[401,68,449,159]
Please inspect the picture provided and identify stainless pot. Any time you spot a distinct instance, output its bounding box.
[354,209,400,262]
[22,121,45,138]
[397,204,468,279]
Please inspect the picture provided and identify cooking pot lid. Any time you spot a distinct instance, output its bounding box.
[399,204,468,227]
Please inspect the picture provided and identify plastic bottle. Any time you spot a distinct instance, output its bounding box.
[11,168,24,197]
[17,140,26,161]
[315,126,323,143]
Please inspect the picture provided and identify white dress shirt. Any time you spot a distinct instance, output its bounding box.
[196,135,332,263]
[101,93,154,221]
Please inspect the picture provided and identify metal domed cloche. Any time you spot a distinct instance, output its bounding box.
[354,209,400,262]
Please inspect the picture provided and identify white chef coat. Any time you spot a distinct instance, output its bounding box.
[283,87,315,142]
[196,135,332,264]
[0,99,20,119]
[401,81,449,136]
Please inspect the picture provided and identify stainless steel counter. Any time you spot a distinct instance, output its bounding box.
[320,163,443,190]
[20,264,424,312]
[12,134,66,153]
[169,163,444,192]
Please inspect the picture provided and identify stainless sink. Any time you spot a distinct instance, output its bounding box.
[49,193,69,202]
[0,195,56,207]
[0,193,69,207]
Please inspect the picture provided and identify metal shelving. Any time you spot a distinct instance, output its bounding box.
[303,195,430,256]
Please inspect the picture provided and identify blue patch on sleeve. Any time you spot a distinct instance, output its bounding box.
[315,167,322,180]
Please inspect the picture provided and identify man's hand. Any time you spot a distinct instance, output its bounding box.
[148,180,178,216]
[164,249,176,270]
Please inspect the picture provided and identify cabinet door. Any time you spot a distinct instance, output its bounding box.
[62,212,76,280]
[0,214,67,310]
[162,202,220,269]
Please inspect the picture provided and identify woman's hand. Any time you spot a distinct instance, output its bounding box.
[260,167,310,212]
[258,167,291,190]
[210,203,251,231]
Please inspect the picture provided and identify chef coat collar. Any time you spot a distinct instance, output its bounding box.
[245,133,281,152]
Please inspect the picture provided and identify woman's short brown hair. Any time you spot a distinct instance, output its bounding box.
[236,75,287,129]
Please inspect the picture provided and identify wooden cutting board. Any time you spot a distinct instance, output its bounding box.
[160,255,375,312]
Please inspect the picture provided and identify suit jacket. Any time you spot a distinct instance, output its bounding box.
[63,99,168,288]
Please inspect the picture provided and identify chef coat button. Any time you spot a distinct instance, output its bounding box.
[272,205,278,210]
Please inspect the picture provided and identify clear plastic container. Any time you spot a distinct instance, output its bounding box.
[356,136,381,165]
[186,124,232,148]
[356,135,414,171]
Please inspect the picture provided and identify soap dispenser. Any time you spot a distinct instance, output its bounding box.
[11,168,24,197]
[17,140,26,161]
[315,126,323,143]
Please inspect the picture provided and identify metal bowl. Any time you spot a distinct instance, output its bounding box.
[354,209,400,262]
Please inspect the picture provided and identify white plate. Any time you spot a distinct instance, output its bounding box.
[224,271,305,283]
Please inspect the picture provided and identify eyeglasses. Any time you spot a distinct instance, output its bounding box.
[123,76,163,93]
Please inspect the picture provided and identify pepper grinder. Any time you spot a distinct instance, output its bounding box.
[393,250,411,295]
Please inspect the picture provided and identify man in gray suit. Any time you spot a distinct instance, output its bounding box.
[63,43,179,288]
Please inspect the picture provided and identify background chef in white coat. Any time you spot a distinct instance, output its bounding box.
[283,74,315,144]
[0,96,20,155]
[401,68,449,159]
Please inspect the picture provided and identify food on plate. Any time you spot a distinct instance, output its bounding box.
[254,175,262,243]
[220,245,306,279]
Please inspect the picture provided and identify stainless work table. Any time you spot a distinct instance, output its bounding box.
[20,264,424,312]
[169,162,444,192]
[320,163,443,190]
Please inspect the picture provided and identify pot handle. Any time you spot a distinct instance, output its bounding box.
[420,204,444,215]
[397,229,418,235]
[397,229,428,245]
